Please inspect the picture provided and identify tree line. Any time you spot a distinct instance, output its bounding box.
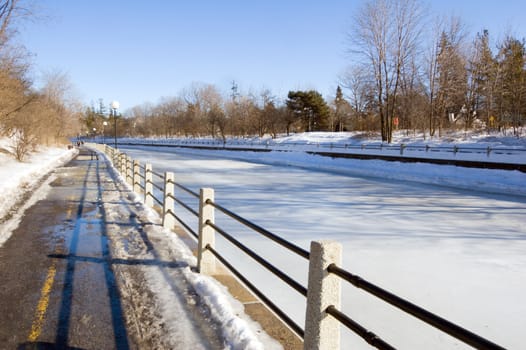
[4,0,524,151]
[83,84,357,141]
[85,0,525,142]
[0,0,79,161]
[345,0,525,142]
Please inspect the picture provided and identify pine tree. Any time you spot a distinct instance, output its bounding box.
[436,30,468,132]
[333,86,352,131]
[286,90,330,132]
[495,36,526,134]
[469,30,497,129]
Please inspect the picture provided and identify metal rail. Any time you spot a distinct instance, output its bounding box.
[327,264,506,350]
[174,182,200,198]
[151,181,163,192]
[167,193,199,217]
[206,199,310,260]
[115,139,526,156]
[151,194,163,206]
[206,220,307,297]
[325,306,395,350]
[166,210,198,238]
[152,170,165,179]
[206,244,305,338]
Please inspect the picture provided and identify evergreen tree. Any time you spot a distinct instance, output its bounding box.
[98,98,106,117]
[495,36,526,134]
[333,86,351,131]
[436,30,468,131]
[469,30,497,129]
[286,90,330,131]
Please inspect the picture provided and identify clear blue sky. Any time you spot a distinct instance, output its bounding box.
[18,0,526,112]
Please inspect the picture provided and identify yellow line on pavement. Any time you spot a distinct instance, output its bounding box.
[27,259,58,342]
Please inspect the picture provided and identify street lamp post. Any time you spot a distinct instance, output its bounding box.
[102,121,108,144]
[92,127,96,142]
[111,101,119,149]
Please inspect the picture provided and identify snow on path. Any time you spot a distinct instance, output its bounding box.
[99,155,282,349]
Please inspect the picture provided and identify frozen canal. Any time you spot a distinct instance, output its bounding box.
[119,145,526,349]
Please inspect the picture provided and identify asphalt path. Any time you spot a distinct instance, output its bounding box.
[0,148,224,350]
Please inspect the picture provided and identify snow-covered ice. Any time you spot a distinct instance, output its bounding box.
[115,133,525,350]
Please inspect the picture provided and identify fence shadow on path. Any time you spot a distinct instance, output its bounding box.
[36,149,224,349]
[58,154,129,349]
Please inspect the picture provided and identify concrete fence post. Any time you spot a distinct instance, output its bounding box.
[120,153,126,175]
[118,153,122,174]
[145,164,153,207]
[126,156,133,186]
[198,188,215,274]
[124,156,129,182]
[162,172,175,229]
[304,240,342,350]
[121,154,126,177]
[133,160,141,194]
[125,156,130,184]
[116,152,120,172]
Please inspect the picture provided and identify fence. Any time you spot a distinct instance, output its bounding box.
[88,142,506,350]
[104,137,526,160]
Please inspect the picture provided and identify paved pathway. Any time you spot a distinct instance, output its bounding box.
[0,148,224,349]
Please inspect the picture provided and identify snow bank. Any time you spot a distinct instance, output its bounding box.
[140,144,526,198]
[0,143,77,246]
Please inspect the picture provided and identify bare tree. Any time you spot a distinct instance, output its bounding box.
[0,0,17,45]
[348,0,425,142]
[1,0,33,49]
[341,65,375,130]
[39,70,81,142]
